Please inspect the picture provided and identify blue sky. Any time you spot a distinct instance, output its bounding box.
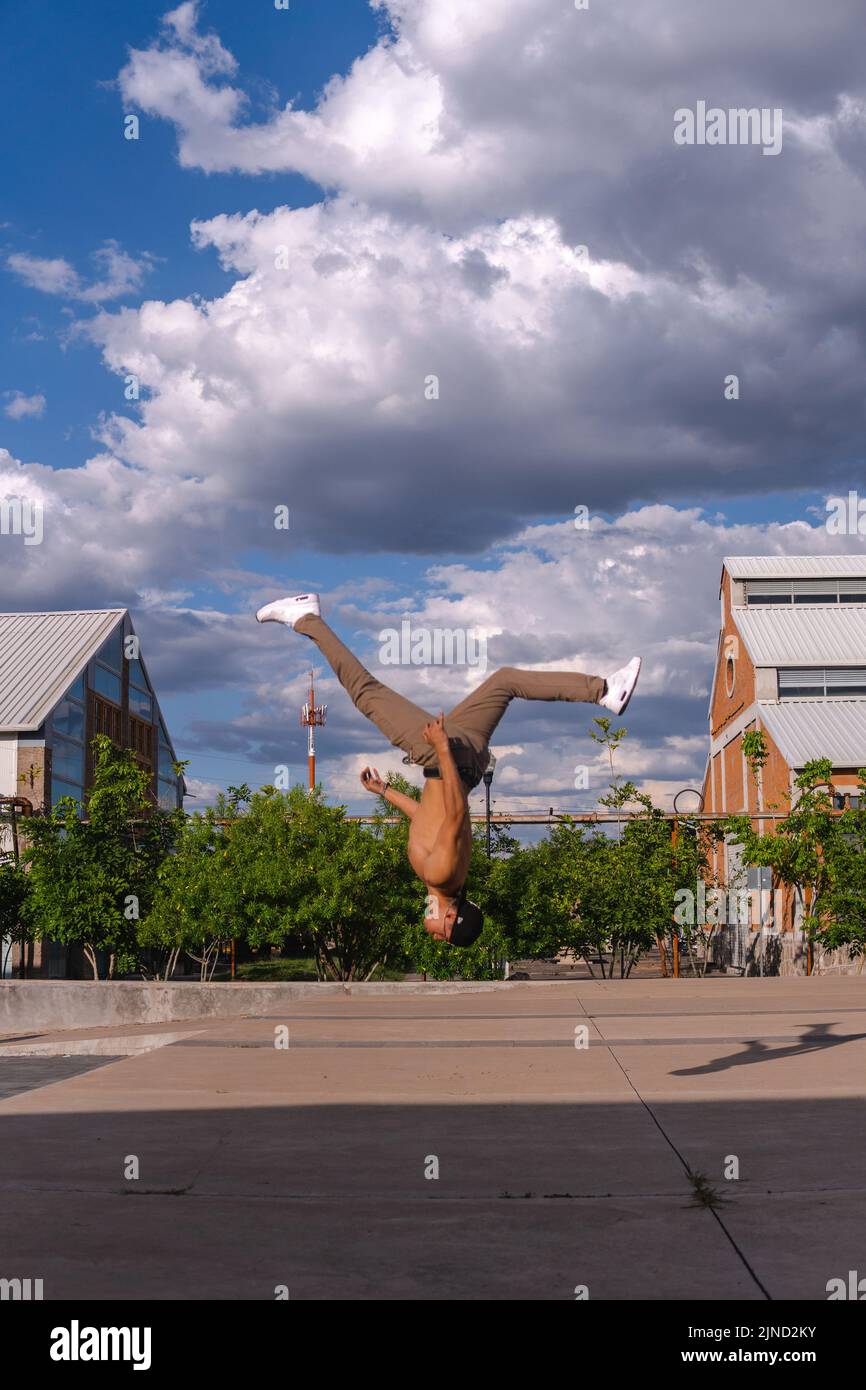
[1,0,398,801]
[2,0,865,814]
[0,0,380,471]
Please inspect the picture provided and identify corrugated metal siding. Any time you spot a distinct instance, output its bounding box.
[725,555,866,580]
[759,700,866,768]
[736,608,866,665]
[0,611,125,731]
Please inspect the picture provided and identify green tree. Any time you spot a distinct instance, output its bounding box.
[138,798,240,979]
[537,792,683,979]
[300,819,417,980]
[145,783,422,982]
[0,858,30,977]
[820,770,866,966]
[260,784,420,980]
[722,758,842,944]
[23,735,182,978]
[494,724,709,978]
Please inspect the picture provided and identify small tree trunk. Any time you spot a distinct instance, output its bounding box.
[699,927,710,977]
[684,935,699,978]
[161,947,180,981]
[203,942,218,981]
[656,934,669,977]
[84,944,100,980]
[363,954,385,983]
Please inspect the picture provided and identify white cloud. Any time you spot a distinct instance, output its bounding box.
[7,241,151,304]
[1,412,858,803]
[5,0,866,814]
[201,505,863,808]
[7,254,80,297]
[3,391,46,420]
[182,775,223,807]
[117,0,866,238]
[70,192,854,564]
[80,0,866,553]
[321,504,807,718]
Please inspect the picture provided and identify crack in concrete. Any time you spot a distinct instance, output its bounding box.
[1,1183,861,1202]
[586,1005,775,1301]
[166,1033,861,1049]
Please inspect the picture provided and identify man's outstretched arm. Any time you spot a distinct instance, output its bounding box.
[360,766,418,820]
[384,785,419,819]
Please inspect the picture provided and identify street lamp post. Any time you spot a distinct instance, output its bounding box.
[481,754,507,979]
[483,752,497,859]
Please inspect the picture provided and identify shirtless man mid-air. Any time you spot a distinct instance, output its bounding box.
[256,593,641,947]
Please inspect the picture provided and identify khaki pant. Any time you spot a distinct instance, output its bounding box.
[296,614,605,788]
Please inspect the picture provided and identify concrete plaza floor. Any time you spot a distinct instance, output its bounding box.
[1,977,864,1300]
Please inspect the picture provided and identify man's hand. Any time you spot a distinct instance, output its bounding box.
[360,766,387,796]
[423,712,450,752]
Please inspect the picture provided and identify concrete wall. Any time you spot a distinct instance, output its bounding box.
[710,926,864,977]
[0,980,518,1031]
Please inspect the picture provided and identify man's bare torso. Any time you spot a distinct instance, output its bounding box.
[408,778,472,893]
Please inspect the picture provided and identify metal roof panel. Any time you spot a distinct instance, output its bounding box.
[724,555,866,580]
[735,607,866,666]
[759,700,866,769]
[0,610,126,731]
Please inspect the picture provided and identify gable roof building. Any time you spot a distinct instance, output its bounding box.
[703,556,866,973]
[0,609,185,978]
[705,557,866,803]
[0,607,184,818]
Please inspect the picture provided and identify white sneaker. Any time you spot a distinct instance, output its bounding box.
[599,656,641,716]
[255,593,321,628]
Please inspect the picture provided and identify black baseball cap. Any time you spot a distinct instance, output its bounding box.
[448,889,484,948]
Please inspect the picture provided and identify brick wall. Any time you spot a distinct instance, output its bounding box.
[15,743,47,814]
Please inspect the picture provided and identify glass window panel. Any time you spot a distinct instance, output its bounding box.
[744,581,792,604]
[779,669,823,696]
[52,737,84,785]
[127,654,149,689]
[52,698,85,741]
[129,687,153,721]
[826,671,866,688]
[67,674,86,703]
[158,745,177,780]
[97,626,123,671]
[158,778,178,810]
[791,581,839,601]
[93,666,121,703]
[779,684,824,697]
[779,667,866,697]
[51,777,83,810]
